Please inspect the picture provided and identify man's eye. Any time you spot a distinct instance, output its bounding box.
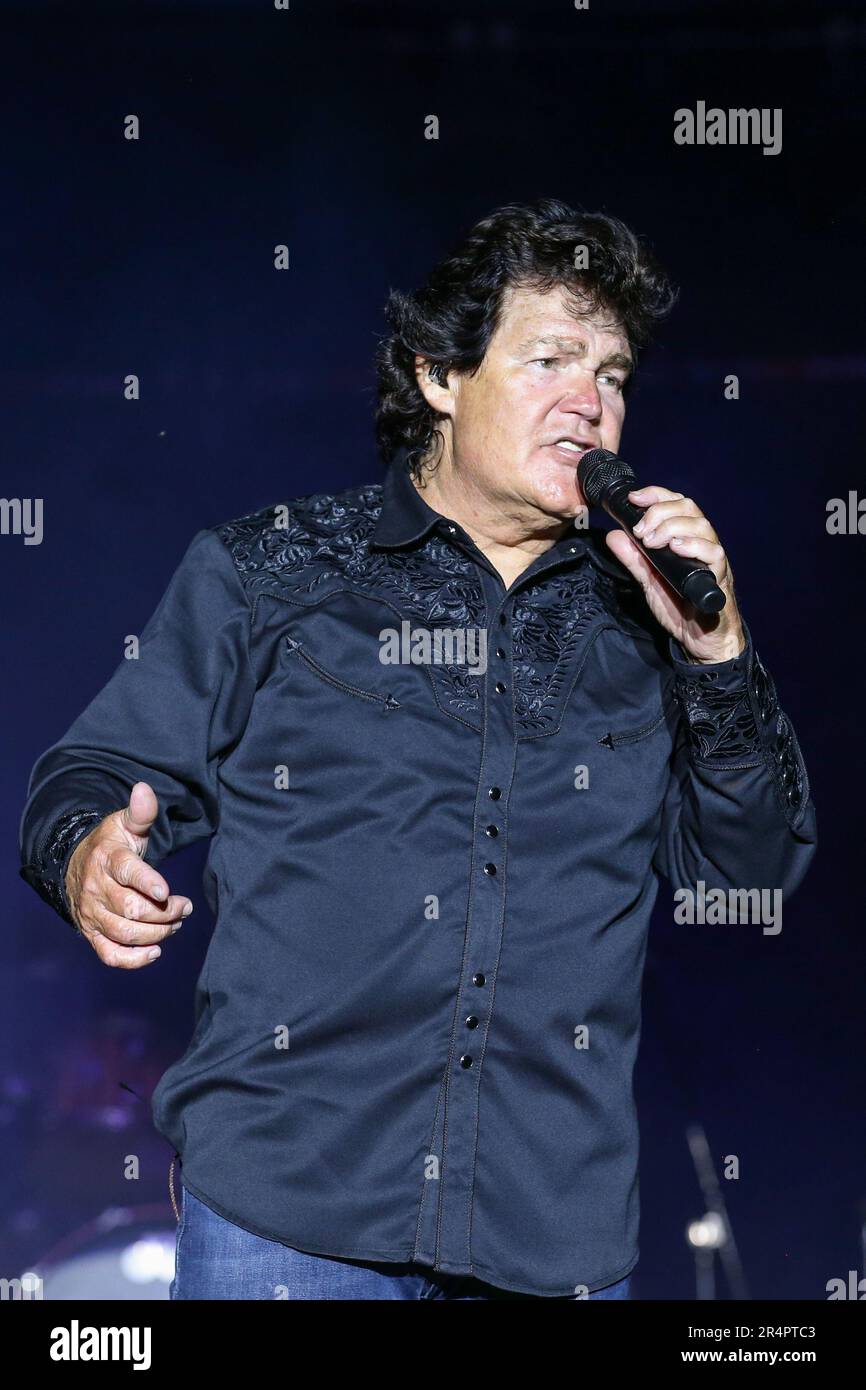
[532,357,558,369]
[598,372,624,391]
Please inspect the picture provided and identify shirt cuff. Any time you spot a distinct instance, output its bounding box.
[19,807,109,931]
[668,625,809,821]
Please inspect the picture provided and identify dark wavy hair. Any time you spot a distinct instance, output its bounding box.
[375,198,678,478]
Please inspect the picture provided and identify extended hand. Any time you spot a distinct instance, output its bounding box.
[65,781,193,968]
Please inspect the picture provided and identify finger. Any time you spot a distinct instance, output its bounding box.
[640,515,717,549]
[627,486,684,508]
[85,923,168,970]
[102,878,193,927]
[117,780,159,840]
[632,497,703,535]
[104,845,172,903]
[667,534,729,582]
[86,897,186,947]
[605,527,664,588]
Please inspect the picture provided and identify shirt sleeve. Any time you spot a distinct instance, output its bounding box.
[18,527,257,928]
[653,622,817,897]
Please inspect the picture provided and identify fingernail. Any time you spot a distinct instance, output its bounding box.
[152,885,167,900]
[642,529,657,544]
[182,902,193,916]
[633,519,645,535]
[147,947,161,960]
[171,922,183,933]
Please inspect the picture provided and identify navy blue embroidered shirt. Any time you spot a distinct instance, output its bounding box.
[18,451,817,1297]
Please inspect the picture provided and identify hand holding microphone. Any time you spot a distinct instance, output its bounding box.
[577,448,746,664]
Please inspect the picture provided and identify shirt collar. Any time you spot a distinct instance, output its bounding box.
[370,446,629,581]
[369,448,444,549]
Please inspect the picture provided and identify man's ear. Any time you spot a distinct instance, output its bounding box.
[414,355,454,414]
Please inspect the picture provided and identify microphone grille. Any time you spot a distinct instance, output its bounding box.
[577,448,635,506]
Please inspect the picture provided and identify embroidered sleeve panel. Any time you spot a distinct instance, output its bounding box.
[672,634,809,827]
[19,807,107,931]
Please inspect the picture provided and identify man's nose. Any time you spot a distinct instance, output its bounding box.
[558,373,602,417]
[559,386,601,418]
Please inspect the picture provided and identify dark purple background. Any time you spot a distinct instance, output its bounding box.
[2,0,863,1299]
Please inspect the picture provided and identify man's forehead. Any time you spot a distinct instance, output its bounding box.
[497,283,628,352]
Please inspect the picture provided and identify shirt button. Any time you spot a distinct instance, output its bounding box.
[459,1055,473,1068]
[465,1016,479,1029]
[472,973,486,986]
[484,824,498,837]
[494,681,507,694]
[496,647,506,659]
[483,862,497,876]
[488,787,502,800]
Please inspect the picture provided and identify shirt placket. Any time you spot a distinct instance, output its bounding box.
[411,527,582,1275]
[426,561,516,1273]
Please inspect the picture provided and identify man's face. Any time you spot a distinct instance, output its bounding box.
[420,283,632,523]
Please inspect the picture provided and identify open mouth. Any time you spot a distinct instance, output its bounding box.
[546,439,593,463]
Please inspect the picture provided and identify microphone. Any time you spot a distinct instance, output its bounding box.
[577,449,726,615]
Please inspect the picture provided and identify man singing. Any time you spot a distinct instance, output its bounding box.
[19,199,817,1300]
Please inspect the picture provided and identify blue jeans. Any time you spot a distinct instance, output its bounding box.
[170,1181,633,1300]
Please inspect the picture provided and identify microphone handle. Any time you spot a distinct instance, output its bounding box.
[603,481,726,615]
